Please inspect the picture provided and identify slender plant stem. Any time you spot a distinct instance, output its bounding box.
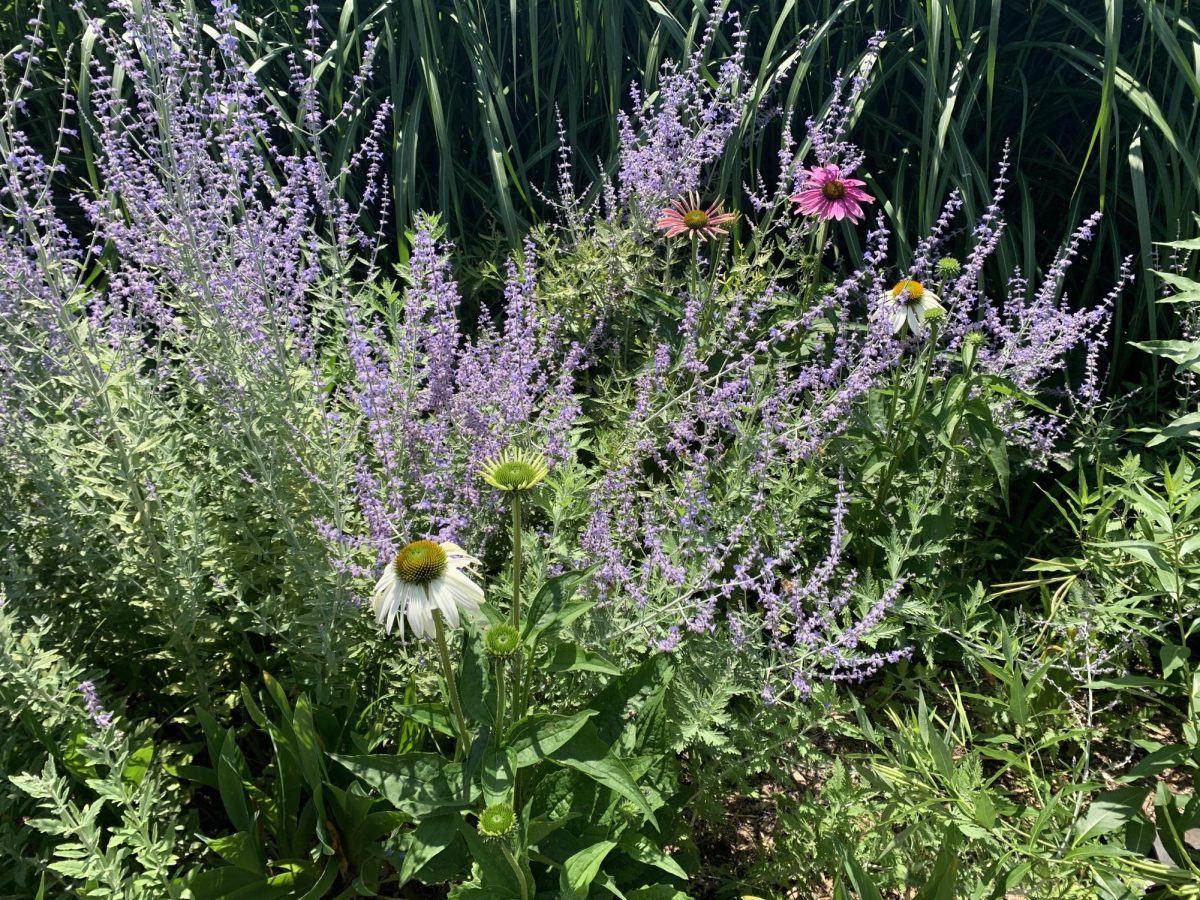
[494,658,508,736]
[510,495,523,631]
[510,493,526,720]
[873,322,940,514]
[501,845,531,900]
[433,609,469,759]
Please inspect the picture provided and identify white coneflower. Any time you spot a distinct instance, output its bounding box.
[371,540,483,639]
[884,279,945,335]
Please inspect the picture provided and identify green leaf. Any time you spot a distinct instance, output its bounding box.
[121,738,155,788]
[1162,642,1191,680]
[203,831,265,875]
[1124,744,1195,779]
[525,569,590,635]
[1147,411,1200,447]
[550,723,658,828]
[292,694,326,794]
[398,814,460,886]
[587,654,674,755]
[1075,788,1148,842]
[481,748,515,806]
[560,840,617,899]
[1131,339,1200,371]
[545,641,621,676]
[217,730,253,834]
[395,702,456,737]
[330,753,475,816]
[913,827,959,900]
[506,710,598,768]
[188,867,293,900]
[459,627,493,725]
[832,837,884,900]
[617,834,688,879]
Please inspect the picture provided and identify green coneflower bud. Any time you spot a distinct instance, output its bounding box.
[480,448,550,493]
[617,800,641,822]
[961,329,986,369]
[936,256,962,278]
[478,802,517,840]
[394,540,448,586]
[484,623,521,658]
[922,306,945,323]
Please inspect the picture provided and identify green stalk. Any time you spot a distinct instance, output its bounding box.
[510,493,523,630]
[501,844,531,900]
[493,657,508,735]
[873,320,940,513]
[433,609,470,759]
[510,493,526,720]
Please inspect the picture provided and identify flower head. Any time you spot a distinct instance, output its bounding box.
[884,280,945,335]
[478,802,517,840]
[936,256,962,278]
[480,447,549,493]
[791,164,873,223]
[484,623,521,658]
[654,192,737,239]
[371,540,483,639]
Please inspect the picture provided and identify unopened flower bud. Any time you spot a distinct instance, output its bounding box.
[484,623,520,658]
[936,256,961,278]
[478,802,516,840]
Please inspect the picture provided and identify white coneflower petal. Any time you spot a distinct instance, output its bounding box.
[883,279,944,335]
[907,305,924,334]
[370,540,485,640]
[445,567,483,610]
[430,582,460,630]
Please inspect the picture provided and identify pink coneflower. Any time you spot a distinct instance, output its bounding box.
[655,193,737,239]
[791,164,873,223]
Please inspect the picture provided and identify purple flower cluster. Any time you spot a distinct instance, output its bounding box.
[79,680,113,729]
[322,219,584,575]
[616,8,751,220]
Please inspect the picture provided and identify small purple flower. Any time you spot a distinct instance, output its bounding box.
[79,681,113,729]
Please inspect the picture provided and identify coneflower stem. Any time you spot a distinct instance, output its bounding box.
[433,609,469,759]
[510,494,525,719]
[493,658,507,735]
[502,845,531,900]
[510,494,523,631]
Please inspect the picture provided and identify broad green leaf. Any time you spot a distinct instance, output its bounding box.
[481,748,515,806]
[217,730,253,834]
[398,815,460,886]
[561,841,617,899]
[550,723,658,828]
[617,834,688,879]
[330,753,475,816]
[913,827,959,900]
[203,831,265,876]
[545,641,621,676]
[395,702,456,737]
[1155,238,1200,251]
[525,569,590,634]
[1148,412,1200,447]
[506,710,598,768]
[1075,788,1148,842]
[1130,340,1200,372]
[1162,643,1191,680]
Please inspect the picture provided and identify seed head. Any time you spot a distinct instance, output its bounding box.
[484,623,521,658]
[394,540,448,586]
[936,256,962,278]
[480,447,550,493]
[478,802,516,840]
